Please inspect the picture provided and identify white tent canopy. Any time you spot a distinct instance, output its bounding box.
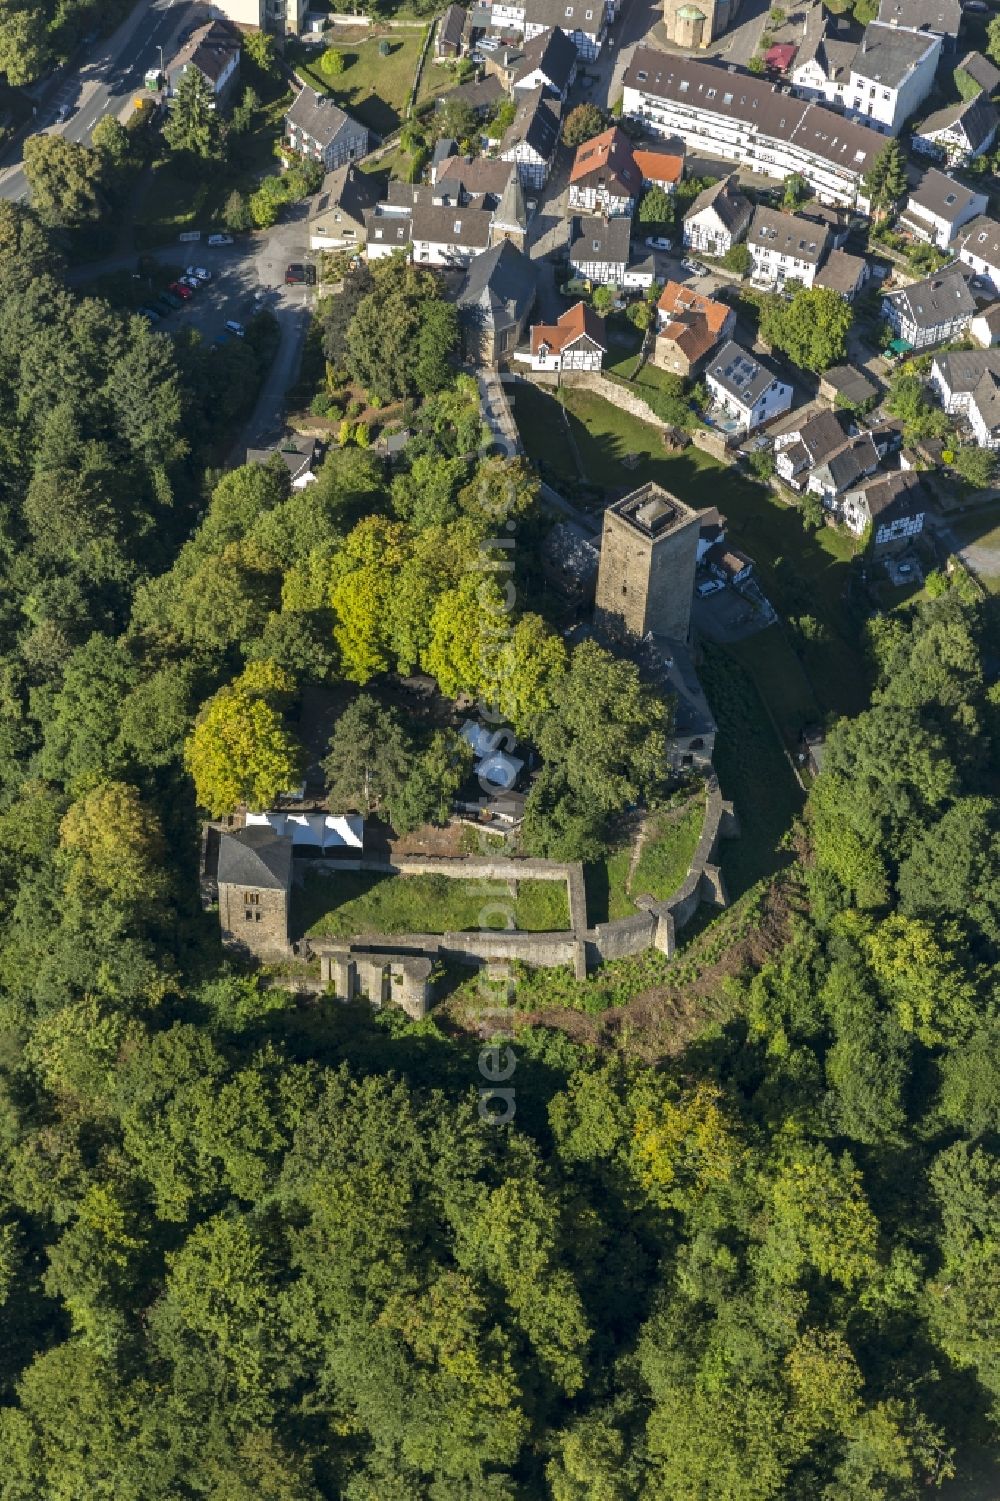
[244,811,364,849]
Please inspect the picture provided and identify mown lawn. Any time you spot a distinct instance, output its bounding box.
[298,869,570,938]
[289,28,427,137]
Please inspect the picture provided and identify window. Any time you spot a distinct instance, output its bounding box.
[593,239,601,250]
[375,228,383,239]
[244,892,260,906]
[244,910,254,921]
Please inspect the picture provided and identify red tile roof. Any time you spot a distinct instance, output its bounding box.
[569,125,641,198]
[656,280,732,364]
[632,148,684,187]
[531,300,608,355]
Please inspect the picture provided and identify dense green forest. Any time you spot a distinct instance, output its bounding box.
[0,201,998,1498]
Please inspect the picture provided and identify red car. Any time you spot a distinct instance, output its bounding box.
[168,281,192,300]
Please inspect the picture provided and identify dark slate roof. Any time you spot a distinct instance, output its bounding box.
[932,347,1000,394]
[501,85,561,162]
[822,434,880,491]
[852,23,938,90]
[438,3,467,49]
[286,88,362,148]
[877,0,960,35]
[821,363,878,404]
[907,167,984,224]
[749,204,829,266]
[217,828,293,891]
[706,340,781,406]
[684,176,752,236]
[815,248,867,294]
[439,73,505,114]
[883,266,977,330]
[169,18,240,85]
[569,213,632,264]
[246,434,317,480]
[797,407,850,464]
[411,200,494,250]
[959,213,1000,269]
[512,26,577,93]
[853,469,927,521]
[918,94,1000,154]
[456,239,538,328]
[524,0,605,32]
[309,163,382,228]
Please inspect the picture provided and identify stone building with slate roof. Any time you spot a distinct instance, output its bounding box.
[217,826,293,959]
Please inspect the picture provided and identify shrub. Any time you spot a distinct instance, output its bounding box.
[320,47,346,77]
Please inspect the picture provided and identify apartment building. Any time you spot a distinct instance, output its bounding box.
[621,49,885,207]
[747,205,831,289]
[794,20,942,136]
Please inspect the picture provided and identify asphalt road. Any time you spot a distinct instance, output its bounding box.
[0,0,202,202]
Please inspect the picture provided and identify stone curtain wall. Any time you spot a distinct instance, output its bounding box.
[302,778,738,989]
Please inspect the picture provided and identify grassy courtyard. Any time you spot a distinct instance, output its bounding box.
[290,28,428,137]
[298,869,570,939]
[584,799,705,925]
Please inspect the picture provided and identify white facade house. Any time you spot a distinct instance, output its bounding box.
[490,0,606,59]
[568,126,641,217]
[912,94,1000,167]
[901,170,989,250]
[410,203,494,268]
[774,407,851,489]
[529,302,607,370]
[511,27,578,98]
[971,304,1000,349]
[794,21,941,136]
[166,20,240,104]
[930,349,1000,447]
[622,48,884,207]
[957,215,1000,291]
[704,340,793,433]
[212,0,308,33]
[747,205,830,290]
[285,90,369,173]
[682,176,752,256]
[882,267,977,349]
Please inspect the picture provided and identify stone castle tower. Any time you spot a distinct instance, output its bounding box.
[217,826,292,960]
[595,482,703,643]
[663,0,741,49]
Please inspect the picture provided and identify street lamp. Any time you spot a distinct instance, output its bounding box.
[157,44,164,80]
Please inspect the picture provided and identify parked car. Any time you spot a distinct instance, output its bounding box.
[159,291,181,310]
[696,578,725,597]
[646,235,672,251]
[137,307,161,321]
[478,35,500,49]
[56,103,72,123]
[285,263,306,284]
[681,258,709,276]
[168,282,192,300]
[186,265,211,282]
[224,319,245,337]
[207,233,234,246]
[179,275,200,291]
[304,263,317,285]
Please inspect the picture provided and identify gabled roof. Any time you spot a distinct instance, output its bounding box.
[632,147,684,186]
[917,94,999,154]
[217,827,293,891]
[569,125,641,199]
[492,168,528,230]
[819,434,880,491]
[795,407,850,464]
[971,368,1000,432]
[438,2,467,48]
[749,204,829,266]
[877,0,960,36]
[656,280,731,363]
[815,248,867,294]
[501,85,561,162]
[309,163,382,227]
[851,23,939,91]
[411,201,494,250]
[932,346,1000,394]
[820,363,878,405]
[169,18,240,84]
[523,0,605,33]
[512,26,578,93]
[287,88,361,148]
[435,154,515,197]
[568,213,631,264]
[883,266,977,330]
[439,73,505,114]
[531,300,607,354]
[684,175,752,236]
[959,214,1000,269]
[456,239,538,328]
[850,469,927,521]
[246,433,318,480]
[908,168,988,226]
[958,50,1000,96]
